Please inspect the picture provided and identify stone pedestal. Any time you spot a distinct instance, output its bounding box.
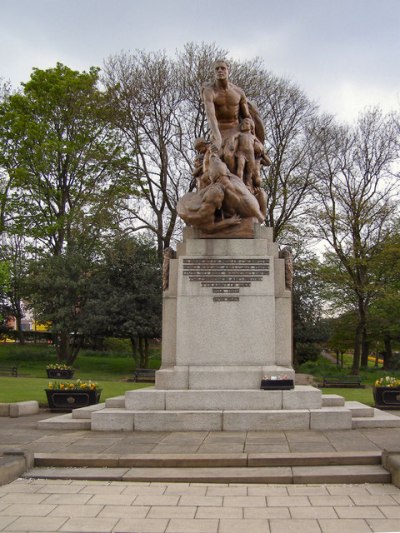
[84,223,360,432]
[157,225,294,390]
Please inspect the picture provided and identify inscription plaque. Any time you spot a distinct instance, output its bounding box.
[183,258,270,302]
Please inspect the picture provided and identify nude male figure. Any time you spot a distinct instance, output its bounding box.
[201,60,251,151]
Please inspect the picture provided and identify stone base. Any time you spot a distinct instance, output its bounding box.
[90,405,353,432]
[125,386,321,411]
[155,365,295,390]
[88,386,355,432]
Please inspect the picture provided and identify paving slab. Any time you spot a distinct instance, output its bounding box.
[269,519,321,533]
[59,516,119,532]
[165,518,219,532]
[5,515,69,531]
[366,519,400,531]
[318,518,372,532]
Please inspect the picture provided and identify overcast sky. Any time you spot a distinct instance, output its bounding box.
[1,0,399,122]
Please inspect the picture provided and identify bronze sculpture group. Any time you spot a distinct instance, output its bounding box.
[177,60,270,234]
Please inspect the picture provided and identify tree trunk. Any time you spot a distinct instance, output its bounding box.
[56,331,70,362]
[360,323,369,369]
[351,322,362,375]
[130,337,138,361]
[144,337,149,368]
[138,337,145,367]
[15,314,25,344]
[353,297,368,374]
[67,334,84,365]
[383,334,393,370]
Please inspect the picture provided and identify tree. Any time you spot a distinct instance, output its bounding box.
[325,312,358,368]
[0,64,140,357]
[311,108,399,372]
[0,63,133,256]
[84,235,162,367]
[0,235,31,343]
[367,229,400,369]
[253,76,325,242]
[26,249,95,364]
[292,250,329,365]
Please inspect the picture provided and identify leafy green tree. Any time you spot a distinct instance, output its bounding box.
[0,257,12,335]
[325,311,358,367]
[292,250,329,366]
[0,63,133,256]
[26,249,95,364]
[0,64,140,358]
[84,235,162,367]
[0,235,31,343]
[367,229,400,369]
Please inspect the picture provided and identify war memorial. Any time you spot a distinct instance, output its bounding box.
[39,60,400,433]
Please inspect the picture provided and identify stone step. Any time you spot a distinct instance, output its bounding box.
[37,407,400,432]
[345,400,375,417]
[33,450,382,469]
[321,394,345,407]
[90,407,353,432]
[105,395,125,408]
[71,403,105,419]
[352,408,400,428]
[37,413,91,430]
[23,464,391,484]
[291,464,390,484]
[124,386,322,411]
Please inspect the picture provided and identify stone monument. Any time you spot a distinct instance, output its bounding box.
[89,60,357,432]
[158,59,292,390]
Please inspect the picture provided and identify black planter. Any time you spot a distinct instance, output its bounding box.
[45,388,101,411]
[261,379,294,390]
[373,386,400,409]
[46,369,75,379]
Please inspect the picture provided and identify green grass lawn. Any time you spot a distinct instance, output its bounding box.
[0,342,158,406]
[0,376,153,406]
[321,386,375,406]
[299,354,400,387]
[299,352,400,407]
[0,342,161,380]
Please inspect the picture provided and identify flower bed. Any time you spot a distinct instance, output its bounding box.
[373,376,400,409]
[45,380,101,411]
[46,364,74,379]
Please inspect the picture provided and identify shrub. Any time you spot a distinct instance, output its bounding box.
[295,342,320,365]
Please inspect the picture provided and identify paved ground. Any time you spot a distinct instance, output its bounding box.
[1,411,400,532]
[1,411,400,456]
[1,478,400,532]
